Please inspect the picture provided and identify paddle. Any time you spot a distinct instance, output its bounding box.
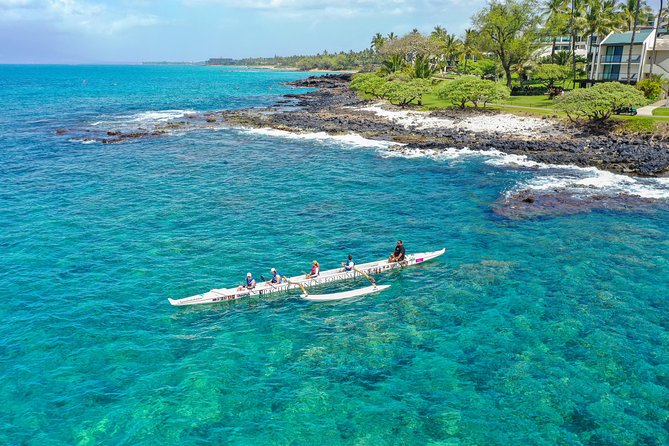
[353,267,377,286]
[283,276,309,297]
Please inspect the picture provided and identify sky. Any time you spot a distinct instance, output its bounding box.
[0,0,489,63]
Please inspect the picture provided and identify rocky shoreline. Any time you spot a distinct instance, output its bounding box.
[224,73,669,177]
[54,73,669,218]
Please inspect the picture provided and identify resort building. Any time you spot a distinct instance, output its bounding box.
[537,36,588,59]
[593,28,669,82]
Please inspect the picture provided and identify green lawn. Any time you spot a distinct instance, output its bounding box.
[501,95,555,108]
[652,107,669,116]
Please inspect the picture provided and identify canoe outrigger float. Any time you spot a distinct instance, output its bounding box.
[168,248,445,306]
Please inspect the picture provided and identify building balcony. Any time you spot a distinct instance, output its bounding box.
[601,55,641,63]
[601,73,638,81]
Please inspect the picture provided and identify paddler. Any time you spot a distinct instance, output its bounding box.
[267,267,283,285]
[237,272,256,291]
[306,260,320,279]
[342,254,354,271]
[388,240,406,263]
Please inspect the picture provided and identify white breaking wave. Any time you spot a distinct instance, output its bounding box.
[69,138,98,145]
[357,104,553,136]
[128,110,196,123]
[238,125,669,201]
[239,127,399,149]
[518,169,669,200]
[89,109,196,127]
[378,145,669,200]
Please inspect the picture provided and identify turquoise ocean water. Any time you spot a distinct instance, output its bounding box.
[1,65,668,445]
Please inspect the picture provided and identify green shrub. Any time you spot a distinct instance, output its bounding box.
[635,78,664,100]
[380,79,432,106]
[349,73,386,98]
[408,55,437,79]
[437,76,511,108]
[531,63,570,88]
[555,82,647,122]
[457,59,497,77]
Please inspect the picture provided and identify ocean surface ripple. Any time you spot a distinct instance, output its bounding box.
[0,65,668,445]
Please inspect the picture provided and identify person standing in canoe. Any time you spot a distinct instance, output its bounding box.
[267,268,283,285]
[342,255,354,271]
[306,260,320,278]
[237,272,256,291]
[389,240,406,263]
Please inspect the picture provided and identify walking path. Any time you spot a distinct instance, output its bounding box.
[636,99,667,116]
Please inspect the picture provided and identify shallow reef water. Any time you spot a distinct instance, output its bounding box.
[0,65,668,445]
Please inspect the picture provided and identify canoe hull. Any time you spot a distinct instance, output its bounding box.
[301,284,391,302]
[168,248,445,306]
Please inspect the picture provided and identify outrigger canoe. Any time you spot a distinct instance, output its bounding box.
[168,248,445,306]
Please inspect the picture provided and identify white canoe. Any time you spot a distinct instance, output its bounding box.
[301,284,391,302]
[168,248,445,307]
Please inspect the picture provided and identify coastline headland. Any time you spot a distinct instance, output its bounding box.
[55,73,669,217]
[224,74,669,178]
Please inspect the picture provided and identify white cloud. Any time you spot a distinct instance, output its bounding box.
[182,0,455,17]
[0,0,162,34]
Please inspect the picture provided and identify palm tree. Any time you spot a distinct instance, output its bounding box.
[371,33,386,53]
[442,33,463,68]
[381,54,406,74]
[582,0,621,79]
[649,2,667,76]
[543,0,570,62]
[618,0,652,30]
[460,28,480,73]
[568,0,588,83]
[431,26,449,41]
[625,0,644,81]
[411,54,437,78]
[386,32,397,41]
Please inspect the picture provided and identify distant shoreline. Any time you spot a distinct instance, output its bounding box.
[216,64,359,73]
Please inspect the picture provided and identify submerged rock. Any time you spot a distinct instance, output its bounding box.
[493,189,666,219]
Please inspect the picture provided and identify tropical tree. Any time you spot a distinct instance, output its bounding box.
[618,0,651,30]
[437,76,511,108]
[380,54,407,74]
[543,0,570,62]
[379,31,440,61]
[532,63,571,87]
[380,79,432,106]
[460,28,480,73]
[350,73,386,97]
[371,33,386,53]
[387,32,398,41]
[431,25,449,41]
[624,0,645,81]
[552,50,573,65]
[555,81,646,121]
[473,0,539,88]
[581,0,621,79]
[410,54,438,78]
[443,34,463,67]
[649,0,666,76]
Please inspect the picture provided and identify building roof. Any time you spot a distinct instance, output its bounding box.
[601,29,653,45]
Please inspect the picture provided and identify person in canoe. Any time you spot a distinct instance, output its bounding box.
[267,267,283,285]
[237,272,256,291]
[306,260,320,278]
[342,254,354,271]
[389,240,406,263]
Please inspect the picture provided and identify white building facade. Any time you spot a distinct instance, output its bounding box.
[593,29,669,82]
